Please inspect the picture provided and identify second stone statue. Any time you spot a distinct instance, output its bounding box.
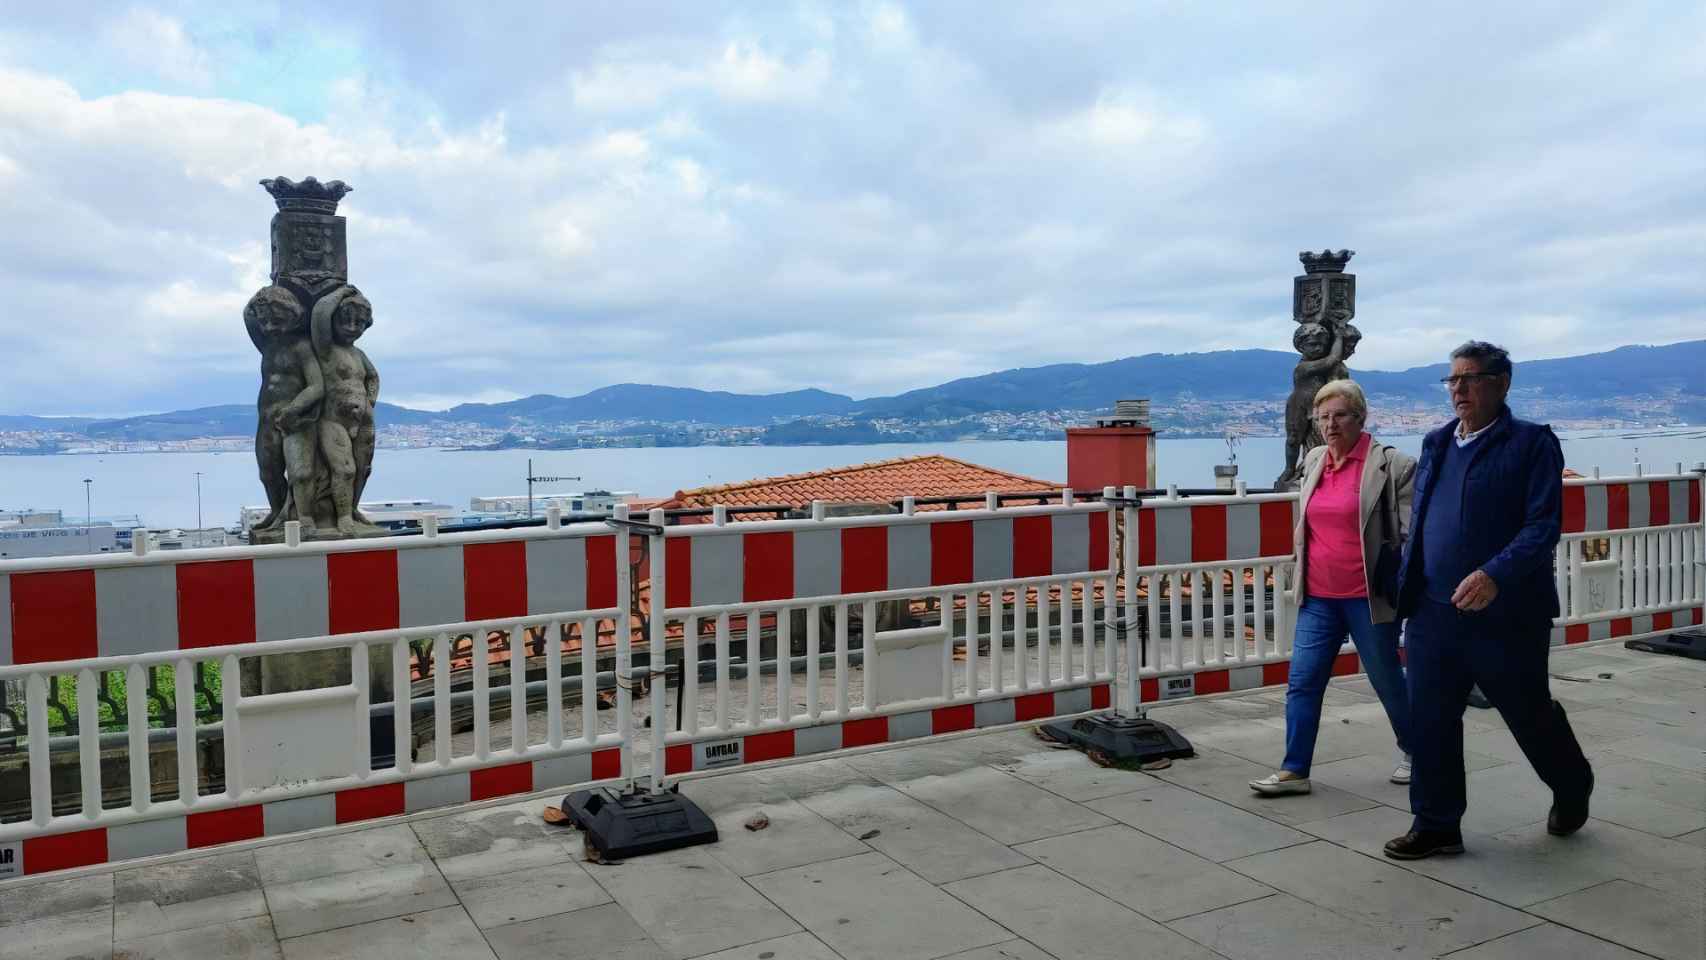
[247,176,385,541]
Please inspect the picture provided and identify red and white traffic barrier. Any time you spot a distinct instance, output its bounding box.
[0,524,620,666]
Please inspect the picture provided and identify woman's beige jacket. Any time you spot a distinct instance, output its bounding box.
[1292,439,1417,624]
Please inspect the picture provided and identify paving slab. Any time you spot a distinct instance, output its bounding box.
[1177,718,1294,766]
[886,765,1113,845]
[1585,757,1706,837]
[936,940,1056,960]
[0,872,113,925]
[1086,779,1311,862]
[264,860,458,939]
[1306,751,1505,811]
[686,931,845,960]
[1493,817,1706,896]
[1457,760,1575,836]
[986,747,1168,801]
[0,906,114,960]
[682,769,872,877]
[1015,823,1272,922]
[1567,706,1688,743]
[842,739,991,782]
[1597,733,1706,771]
[452,859,612,929]
[1165,892,1410,960]
[1296,805,1618,907]
[483,902,669,960]
[958,728,1070,763]
[1198,693,1288,720]
[279,905,496,960]
[1144,746,1380,826]
[1529,879,1705,960]
[757,758,880,799]
[1439,921,1657,959]
[113,850,267,940]
[588,845,799,959]
[1224,840,1538,955]
[944,864,1221,960]
[410,796,578,882]
[796,781,1032,883]
[750,852,1009,960]
[114,914,282,960]
[1584,693,1701,730]
[254,823,434,886]
[1461,726,1633,769]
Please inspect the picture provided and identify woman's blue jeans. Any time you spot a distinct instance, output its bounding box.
[1283,596,1411,776]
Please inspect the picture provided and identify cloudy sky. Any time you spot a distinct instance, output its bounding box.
[1,2,1701,415]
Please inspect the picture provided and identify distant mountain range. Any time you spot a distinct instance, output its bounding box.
[4,339,1702,441]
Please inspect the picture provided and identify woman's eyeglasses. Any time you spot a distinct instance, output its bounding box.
[1313,411,1357,425]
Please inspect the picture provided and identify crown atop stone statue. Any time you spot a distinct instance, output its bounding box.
[259,176,354,215]
[1299,248,1354,274]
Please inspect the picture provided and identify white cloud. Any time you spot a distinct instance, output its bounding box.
[570,39,829,111]
[1058,88,1207,149]
[100,7,213,88]
[0,2,1702,418]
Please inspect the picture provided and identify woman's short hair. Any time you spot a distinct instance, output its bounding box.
[1313,378,1367,422]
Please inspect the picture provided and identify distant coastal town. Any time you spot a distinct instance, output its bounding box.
[2,394,1694,456]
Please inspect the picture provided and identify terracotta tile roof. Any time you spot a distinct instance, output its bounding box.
[657,454,1061,517]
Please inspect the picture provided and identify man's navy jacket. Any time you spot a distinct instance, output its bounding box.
[1395,406,1565,627]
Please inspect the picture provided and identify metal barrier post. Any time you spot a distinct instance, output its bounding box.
[1118,485,1139,717]
[646,507,668,793]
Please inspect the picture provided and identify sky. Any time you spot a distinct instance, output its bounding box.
[1,2,1702,416]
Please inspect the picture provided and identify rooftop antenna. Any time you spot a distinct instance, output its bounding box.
[1225,431,1241,464]
[526,457,580,519]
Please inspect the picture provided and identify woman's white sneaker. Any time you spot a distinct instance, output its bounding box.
[1390,756,1413,785]
[1249,771,1312,796]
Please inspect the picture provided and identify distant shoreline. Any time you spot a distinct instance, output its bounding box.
[7,424,1702,458]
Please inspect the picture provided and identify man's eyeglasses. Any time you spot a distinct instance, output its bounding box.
[1439,373,1502,389]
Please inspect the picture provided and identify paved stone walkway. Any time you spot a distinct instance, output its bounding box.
[1,642,1700,959]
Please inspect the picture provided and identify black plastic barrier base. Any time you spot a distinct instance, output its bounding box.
[564,786,718,860]
[1626,628,1706,661]
[1039,713,1196,764]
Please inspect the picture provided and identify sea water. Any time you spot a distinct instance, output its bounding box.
[2,432,1701,531]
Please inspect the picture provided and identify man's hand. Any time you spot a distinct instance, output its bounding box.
[1452,569,1499,612]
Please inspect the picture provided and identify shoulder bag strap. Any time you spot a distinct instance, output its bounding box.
[1381,446,1399,545]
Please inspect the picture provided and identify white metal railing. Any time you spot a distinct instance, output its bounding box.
[640,495,1121,786]
[1117,484,1300,702]
[0,600,629,845]
[1553,464,1706,635]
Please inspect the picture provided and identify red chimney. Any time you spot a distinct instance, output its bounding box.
[1067,399,1156,492]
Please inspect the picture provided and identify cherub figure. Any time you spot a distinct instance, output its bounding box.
[1278,321,1346,486]
[311,288,381,535]
[244,285,323,533]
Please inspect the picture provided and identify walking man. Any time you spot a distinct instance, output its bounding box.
[1384,341,1594,860]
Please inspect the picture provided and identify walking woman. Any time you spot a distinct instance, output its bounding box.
[1251,379,1416,795]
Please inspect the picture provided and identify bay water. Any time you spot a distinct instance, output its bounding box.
[2,432,1701,531]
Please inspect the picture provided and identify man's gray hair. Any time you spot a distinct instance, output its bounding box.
[1450,340,1513,377]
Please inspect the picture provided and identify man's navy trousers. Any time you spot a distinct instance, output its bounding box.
[1406,600,1592,832]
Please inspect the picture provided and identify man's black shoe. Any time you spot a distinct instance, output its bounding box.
[1384,830,1465,860]
[1548,776,1593,836]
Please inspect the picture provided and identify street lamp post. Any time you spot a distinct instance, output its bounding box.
[195,471,204,532]
[83,478,92,552]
